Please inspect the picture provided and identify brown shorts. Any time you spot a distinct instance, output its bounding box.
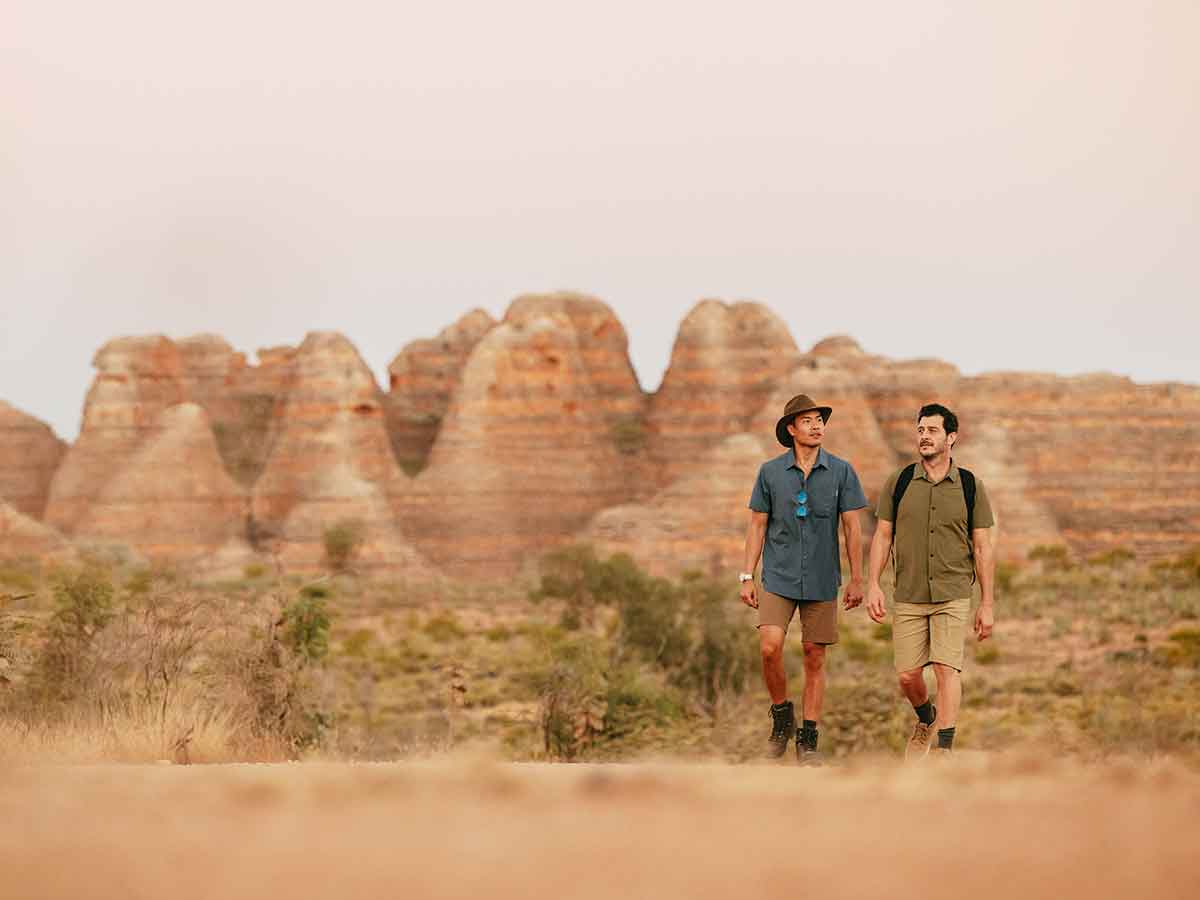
[893,598,970,672]
[757,589,838,644]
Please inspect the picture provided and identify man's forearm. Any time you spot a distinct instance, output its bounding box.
[867,529,890,587]
[743,527,766,575]
[975,538,995,606]
[843,517,863,581]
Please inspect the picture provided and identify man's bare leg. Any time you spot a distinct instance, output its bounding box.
[930,663,962,751]
[897,666,928,708]
[930,664,961,727]
[759,625,788,704]
[801,642,826,723]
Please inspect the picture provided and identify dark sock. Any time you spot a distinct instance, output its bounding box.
[772,701,793,713]
[914,701,936,725]
[937,727,956,750]
[801,720,819,750]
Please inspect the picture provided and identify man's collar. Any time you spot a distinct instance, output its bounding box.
[788,447,830,470]
[914,457,957,482]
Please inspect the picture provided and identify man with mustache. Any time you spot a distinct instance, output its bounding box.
[866,403,996,758]
[741,394,868,763]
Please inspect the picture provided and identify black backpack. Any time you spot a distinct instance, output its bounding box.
[890,463,977,550]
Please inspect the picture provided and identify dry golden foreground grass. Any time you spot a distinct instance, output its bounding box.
[2,756,1197,900]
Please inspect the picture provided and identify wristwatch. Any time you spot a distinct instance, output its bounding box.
[738,572,754,583]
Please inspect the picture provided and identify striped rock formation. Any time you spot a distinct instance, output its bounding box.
[585,433,771,579]
[10,298,1199,579]
[399,295,646,576]
[44,336,192,534]
[250,332,429,573]
[0,501,74,561]
[0,401,68,521]
[72,403,249,563]
[385,309,497,475]
[644,300,801,489]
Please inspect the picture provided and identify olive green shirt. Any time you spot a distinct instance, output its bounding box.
[876,461,995,603]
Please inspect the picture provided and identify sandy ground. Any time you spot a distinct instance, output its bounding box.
[2,754,1197,900]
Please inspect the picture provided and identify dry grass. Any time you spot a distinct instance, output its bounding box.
[1,757,1196,900]
[0,692,281,765]
[3,548,1200,765]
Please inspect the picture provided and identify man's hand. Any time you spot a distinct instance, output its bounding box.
[842,577,864,610]
[865,583,888,623]
[975,604,994,641]
[739,582,758,609]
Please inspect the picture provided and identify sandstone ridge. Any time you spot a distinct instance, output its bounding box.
[4,297,1197,579]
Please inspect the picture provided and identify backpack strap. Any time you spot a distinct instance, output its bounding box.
[889,464,917,544]
[958,467,977,560]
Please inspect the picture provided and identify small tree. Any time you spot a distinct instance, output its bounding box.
[32,566,116,703]
[283,587,332,664]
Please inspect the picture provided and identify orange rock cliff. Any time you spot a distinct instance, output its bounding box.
[3,296,1197,579]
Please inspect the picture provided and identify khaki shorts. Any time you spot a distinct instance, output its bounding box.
[757,590,838,644]
[893,598,970,672]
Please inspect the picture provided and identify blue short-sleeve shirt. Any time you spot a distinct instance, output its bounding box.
[748,448,868,602]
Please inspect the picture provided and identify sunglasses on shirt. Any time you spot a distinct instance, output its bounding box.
[794,491,808,519]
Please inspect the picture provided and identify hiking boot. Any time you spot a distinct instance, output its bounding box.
[766,701,795,759]
[905,710,937,761]
[796,725,824,766]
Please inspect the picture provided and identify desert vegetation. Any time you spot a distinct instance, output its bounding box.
[1,540,1198,765]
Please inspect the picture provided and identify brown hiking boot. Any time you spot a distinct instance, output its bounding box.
[766,701,795,759]
[905,716,936,760]
[796,725,824,766]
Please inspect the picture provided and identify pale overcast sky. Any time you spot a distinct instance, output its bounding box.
[3,1,1197,441]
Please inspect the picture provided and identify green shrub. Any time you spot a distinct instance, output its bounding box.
[534,546,682,650]
[842,636,876,663]
[1088,547,1136,567]
[1027,547,1075,566]
[675,576,756,710]
[22,566,117,706]
[300,583,332,600]
[484,624,513,642]
[341,628,373,658]
[523,634,609,760]
[975,643,1001,665]
[610,417,647,456]
[281,593,331,664]
[243,563,268,579]
[995,561,1020,595]
[0,558,38,593]
[603,666,683,747]
[322,519,365,572]
[617,575,689,667]
[424,612,466,642]
[50,566,115,643]
[1158,628,1200,667]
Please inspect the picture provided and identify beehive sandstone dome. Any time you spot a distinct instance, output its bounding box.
[6,299,1199,577]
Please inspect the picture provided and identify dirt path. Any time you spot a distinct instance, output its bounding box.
[1,756,1196,899]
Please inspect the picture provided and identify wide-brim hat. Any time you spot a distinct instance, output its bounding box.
[775,394,833,447]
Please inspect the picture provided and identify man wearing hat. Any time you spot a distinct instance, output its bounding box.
[740,394,868,763]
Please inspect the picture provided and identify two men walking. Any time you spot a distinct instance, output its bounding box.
[742,396,995,761]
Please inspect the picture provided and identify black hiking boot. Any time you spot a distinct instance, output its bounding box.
[796,723,824,766]
[766,701,795,759]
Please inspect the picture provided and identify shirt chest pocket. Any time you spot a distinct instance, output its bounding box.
[811,487,837,518]
[932,486,968,529]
